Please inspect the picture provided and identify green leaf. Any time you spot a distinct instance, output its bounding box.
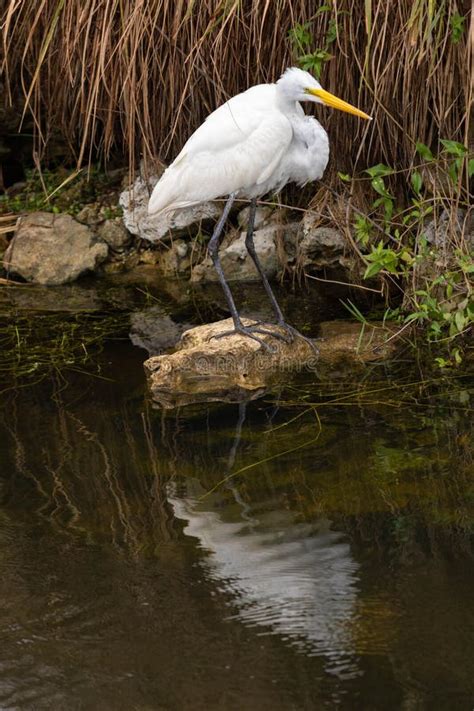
[325,18,338,45]
[448,161,459,184]
[449,12,465,44]
[338,172,351,182]
[383,198,394,222]
[405,311,426,323]
[453,348,463,365]
[364,262,383,279]
[288,22,313,50]
[298,50,333,77]
[371,177,393,199]
[411,170,423,195]
[440,139,467,157]
[341,299,368,324]
[364,163,394,178]
[455,310,466,332]
[415,142,433,161]
[354,214,371,246]
[468,159,474,178]
[315,4,331,15]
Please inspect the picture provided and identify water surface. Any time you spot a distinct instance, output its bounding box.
[0,275,473,710]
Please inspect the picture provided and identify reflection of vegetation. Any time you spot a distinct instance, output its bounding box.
[0,389,174,555]
[173,371,474,558]
[0,313,472,563]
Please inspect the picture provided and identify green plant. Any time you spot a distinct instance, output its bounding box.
[449,11,466,44]
[0,309,131,386]
[288,7,341,79]
[0,166,123,217]
[343,139,473,365]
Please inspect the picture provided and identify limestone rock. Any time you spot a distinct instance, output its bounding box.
[156,239,192,275]
[0,233,9,255]
[237,205,273,230]
[300,213,346,269]
[101,251,141,274]
[144,318,398,408]
[317,320,397,363]
[119,174,221,242]
[97,218,131,250]
[144,318,317,408]
[191,223,299,283]
[138,249,161,266]
[75,204,102,226]
[130,305,192,355]
[424,209,470,249]
[4,212,108,285]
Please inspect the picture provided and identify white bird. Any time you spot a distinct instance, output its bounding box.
[149,67,371,348]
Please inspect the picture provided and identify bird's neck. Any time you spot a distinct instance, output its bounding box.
[274,87,302,118]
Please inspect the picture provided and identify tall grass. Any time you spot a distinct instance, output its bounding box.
[1,0,470,182]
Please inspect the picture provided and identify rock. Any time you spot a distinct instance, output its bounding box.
[156,239,192,275]
[0,283,105,313]
[75,204,102,226]
[3,212,108,285]
[317,320,397,363]
[237,205,273,230]
[97,218,131,250]
[423,209,470,249]
[130,305,192,355]
[144,318,399,408]
[0,234,9,255]
[138,249,161,266]
[119,174,221,242]
[191,223,299,283]
[300,213,346,269]
[144,317,317,408]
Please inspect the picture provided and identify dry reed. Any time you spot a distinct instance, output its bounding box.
[1,0,470,186]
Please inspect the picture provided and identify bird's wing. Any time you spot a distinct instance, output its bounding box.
[173,85,274,158]
[148,86,293,214]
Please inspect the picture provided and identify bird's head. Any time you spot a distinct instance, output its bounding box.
[277,67,372,120]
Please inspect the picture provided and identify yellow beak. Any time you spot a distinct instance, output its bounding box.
[307,88,372,120]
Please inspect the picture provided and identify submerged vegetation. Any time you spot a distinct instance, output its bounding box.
[0,309,129,387]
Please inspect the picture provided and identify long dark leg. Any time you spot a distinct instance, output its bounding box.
[208,194,277,350]
[245,199,318,352]
[208,192,241,327]
[245,199,286,324]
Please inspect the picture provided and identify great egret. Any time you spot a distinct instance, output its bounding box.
[148,67,371,348]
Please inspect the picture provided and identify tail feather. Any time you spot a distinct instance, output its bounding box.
[148,170,180,215]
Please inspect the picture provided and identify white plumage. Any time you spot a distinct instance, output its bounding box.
[148,68,340,215]
[147,67,370,347]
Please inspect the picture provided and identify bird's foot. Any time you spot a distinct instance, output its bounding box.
[275,321,319,355]
[212,322,289,353]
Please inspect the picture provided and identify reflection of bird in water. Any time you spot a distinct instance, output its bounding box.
[168,481,360,679]
[149,68,371,347]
